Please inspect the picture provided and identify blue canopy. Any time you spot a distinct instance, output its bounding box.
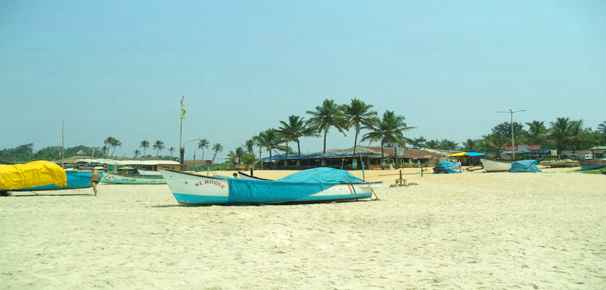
[465,152,485,157]
[434,160,462,174]
[510,160,541,173]
[277,167,364,184]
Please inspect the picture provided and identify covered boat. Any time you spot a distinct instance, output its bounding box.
[0,161,67,191]
[481,159,511,172]
[509,160,541,173]
[161,167,375,205]
[433,160,462,174]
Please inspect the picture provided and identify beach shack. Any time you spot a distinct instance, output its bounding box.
[262,146,444,170]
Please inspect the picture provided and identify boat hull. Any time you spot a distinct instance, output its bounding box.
[161,170,373,205]
[481,159,511,172]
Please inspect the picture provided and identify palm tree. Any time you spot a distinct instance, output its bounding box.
[235,147,245,165]
[277,115,313,167]
[526,121,548,145]
[226,150,238,166]
[410,137,427,148]
[567,120,584,153]
[101,145,109,156]
[211,143,223,163]
[134,149,141,159]
[152,140,165,156]
[256,129,282,165]
[140,140,150,157]
[306,99,347,159]
[104,137,121,157]
[245,139,254,154]
[252,135,263,162]
[550,117,571,157]
[342,98,378,156]
[197,139,209,160]
[362,111,414,168]
[168,146,175,157]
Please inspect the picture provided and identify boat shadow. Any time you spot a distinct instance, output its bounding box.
[5,193,94,197]
[149,199,378,208]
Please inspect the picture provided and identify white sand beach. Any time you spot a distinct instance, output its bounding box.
[1,170,605,289]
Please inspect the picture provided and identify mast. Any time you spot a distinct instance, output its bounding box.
[60,120,65,167]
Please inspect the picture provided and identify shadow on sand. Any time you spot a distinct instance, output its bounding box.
[149,198,377,208]
[3,192,94,197]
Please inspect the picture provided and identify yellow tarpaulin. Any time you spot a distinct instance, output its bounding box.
[448,152,466,157]
[0,161,67,190]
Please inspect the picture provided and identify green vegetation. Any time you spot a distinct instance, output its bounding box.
[414,118,605,156]
[306,99,348,155]
[0,144,107,164]
[362,111,414,167]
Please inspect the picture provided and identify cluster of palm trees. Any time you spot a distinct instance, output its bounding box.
[225,98,414,168]
[135,140,177,158]
[195,139,223,163]
[103,137,121,157]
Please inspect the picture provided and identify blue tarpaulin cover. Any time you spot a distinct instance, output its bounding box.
[225,167,368,204]
[278,167,364,184]
[434,160,462,174]
[510,160,541,173]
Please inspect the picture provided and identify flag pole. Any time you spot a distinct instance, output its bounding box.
[179,96,186,167]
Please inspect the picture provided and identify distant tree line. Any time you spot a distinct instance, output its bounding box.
[0,144,108,164]
[411,118,606,157]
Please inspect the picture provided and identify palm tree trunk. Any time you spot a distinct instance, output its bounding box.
[394,145,398,169]
[323,130,328,154]
[297,139,301,157]
[353,126,360,155]
[296,140,301,167]
[380,140,385,169]
[268,149,273,169]
[322,130,328,166]
[258,147,262,169]
[284,142,289,168]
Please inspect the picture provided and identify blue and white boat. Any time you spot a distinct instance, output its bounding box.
[161,167,376,205]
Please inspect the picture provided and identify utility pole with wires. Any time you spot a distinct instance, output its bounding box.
[497,109,526,160]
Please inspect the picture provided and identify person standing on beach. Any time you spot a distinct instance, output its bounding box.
[91,168,100,196]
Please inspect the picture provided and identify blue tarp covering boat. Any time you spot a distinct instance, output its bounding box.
[277,167,364,184]
[509,160,541,173]
[162,167,376,205]
[433,160,462,174]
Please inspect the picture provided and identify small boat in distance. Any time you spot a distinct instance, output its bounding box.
[100,170,166,185]
[161,167,376,205]
[579,159,606,171]
[481,159,511,172]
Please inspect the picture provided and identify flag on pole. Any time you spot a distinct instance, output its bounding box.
[180,96,187,120]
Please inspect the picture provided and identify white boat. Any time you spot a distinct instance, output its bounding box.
[481,159,511,172]
[161,168,376,205]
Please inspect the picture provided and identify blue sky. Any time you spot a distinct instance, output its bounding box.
[1,0,605,160]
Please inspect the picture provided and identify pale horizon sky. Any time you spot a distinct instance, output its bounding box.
[2,0,605,160]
